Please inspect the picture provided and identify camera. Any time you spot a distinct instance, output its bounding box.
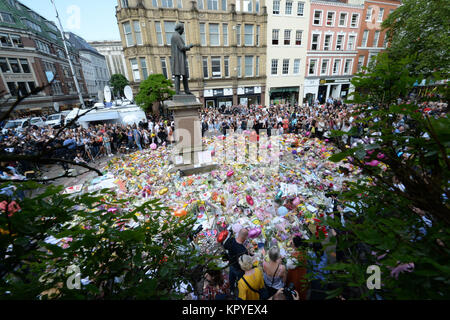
[283,282,296,300]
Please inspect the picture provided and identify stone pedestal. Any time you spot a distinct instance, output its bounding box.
[166,94,217,175]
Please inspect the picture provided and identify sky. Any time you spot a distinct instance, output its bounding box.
[19,0,120,42]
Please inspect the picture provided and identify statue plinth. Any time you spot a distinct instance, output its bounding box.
[166,95,217,175]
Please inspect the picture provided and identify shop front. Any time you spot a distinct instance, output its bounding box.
[204,88,233,109]
[304,78,320,105]
[269,87,299,106]
[237,86,262,106]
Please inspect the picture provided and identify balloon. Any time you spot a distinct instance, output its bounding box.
[159,187,168,195]
[292,150,297,155]
[174,209,187,217]
[227,170,234,177]
[275,190,283,200]
[217,230,229,243]
[365,160,380,167]
[150,143,157,150]
[377,153,386,159]
[246,195,254,206]
[292,197,301,206]
[248,227,261,238]
[277,206,288,216]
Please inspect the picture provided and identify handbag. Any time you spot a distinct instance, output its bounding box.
[241,275,270,300]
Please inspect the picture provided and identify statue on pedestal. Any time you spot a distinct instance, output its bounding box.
[171,23,194,95]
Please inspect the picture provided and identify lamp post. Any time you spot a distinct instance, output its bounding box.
[50,0,86,109]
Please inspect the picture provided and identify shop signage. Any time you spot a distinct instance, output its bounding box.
[237,87,261,95]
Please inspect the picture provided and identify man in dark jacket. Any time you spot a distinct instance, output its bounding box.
[223,228,249,294]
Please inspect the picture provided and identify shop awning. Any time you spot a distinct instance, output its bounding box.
[270,87,299,94]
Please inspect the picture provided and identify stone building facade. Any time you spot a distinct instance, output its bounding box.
[116,0,267,108]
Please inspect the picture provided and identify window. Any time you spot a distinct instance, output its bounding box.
[332,59,341,75]
[313,10,322,25]
[202,57,208,78]
[339,13,347,27]
[282,59,289,75]
[286,1,293,15]
[321,59,329,75]
[297,2,304,16]
[236,0,240,11]
[357,55,364,72]
[293,59,300,74]
[11,34,23,48]
[140,57,148,79]
[0,33,12,47]
[223,24,228,46]
[336,34,344,50]
[272,29,279,45]
[7,82,17,96]
[131,58,140,81]
[366,7,373,21]
[134,21,143,45]
[177,0,183,8]
[284,30,291,45]
[273,1,280,14]
[0,58,10,72]
[222,0,227,10]
[8,58,21,73]
[243,0,252,12]
[48,33,58,41]
[208,0,218,10]
[161,0,174,8]
[308,59,317,75]
[57,48,65,59]
[210,23,220,46]
[20,59,30,73]
[324,34,332,50]
[161,57,168,78]
[311,34,319,50]
[255,56,259,76]
[200,23,206,46]
[378,8,384,22]
[368,53,376,67]
[0,12,15,24]
[373,30,380,47]
[17,82,28,96]
[326,12,335,26]
[28,82,36,92]
[121,0,129,8]
[237,56,241,77]
[23,19,41,32]
[271,59,278,75]
[52,81,63,95]
[256,25,260,46]
[350,13,359,27]
[383,34,389,48]
[256,0,260,12]
[244,24,254,46]
[197,0,204,9]
[347,35,355,50]
[211,57,221,78]
[164,21,176,45]
[236,24,241,46]
[295,30,302,45]
[123,22,134,46]
[361,30,369,47]
[245,56,253,77]
[155,22,163,45]
[224,56,229,77]
[343,59,352,75]
[152,0,158,7]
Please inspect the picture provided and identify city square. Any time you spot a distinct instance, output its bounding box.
[0,0,448,307]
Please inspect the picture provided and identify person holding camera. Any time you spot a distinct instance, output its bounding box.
[268,287,300,300]
[263,246,287,298]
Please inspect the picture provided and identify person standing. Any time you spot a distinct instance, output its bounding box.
[237,255,265,300]
[263,246,287,298]
[223,228,249,295]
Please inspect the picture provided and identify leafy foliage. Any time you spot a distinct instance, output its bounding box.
[109,74,130,98]
[135,74,175,113]
[0,183,216,300]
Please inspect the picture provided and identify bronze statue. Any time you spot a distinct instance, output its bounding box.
[171,22,194,95]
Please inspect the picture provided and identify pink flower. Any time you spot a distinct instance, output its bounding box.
[377,153,386,159]
[390,263,415,279]
[367,150,375,155]
[7,201,21,217]
[365,160,380,167]
[0,201,7,212]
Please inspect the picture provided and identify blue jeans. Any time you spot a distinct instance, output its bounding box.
[229,265,244,293]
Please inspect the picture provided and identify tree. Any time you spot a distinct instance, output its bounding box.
[321,49,450,300]
[109,74,129,98]
[0,184,218,299]
[382,0,450,80]
[135,74,175,114]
